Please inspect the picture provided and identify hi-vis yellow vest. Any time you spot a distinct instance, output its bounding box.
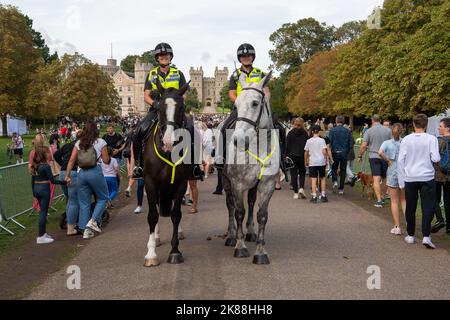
[235,67,264,96]
[149,67,181,91]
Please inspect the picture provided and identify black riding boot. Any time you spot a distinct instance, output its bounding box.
[186,122,205,180]
[132,109,158,179]
[215,107,238,169]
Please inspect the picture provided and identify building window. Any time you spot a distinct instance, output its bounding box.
[128,97,132,105]
[119,97,123,105]
[128,86,131,91]
[119,86,122,92]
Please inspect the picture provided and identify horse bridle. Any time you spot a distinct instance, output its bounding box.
[235,87,269,131]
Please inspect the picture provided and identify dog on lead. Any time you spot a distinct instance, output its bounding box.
[357,172,374,199]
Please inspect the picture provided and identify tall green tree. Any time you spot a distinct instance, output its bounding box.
[0,5,41,136]
[185,87,202,113]
[268,77,289,117]
[269,18,336,72]
[24,15,58,64]
[120,51,158,73]
[217,83,233,113]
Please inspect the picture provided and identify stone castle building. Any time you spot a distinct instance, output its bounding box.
[189,67,229,113]
[101,58,152,117]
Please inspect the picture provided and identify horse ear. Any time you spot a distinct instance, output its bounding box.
[260,71,273,89]
[155,78,165,95]
[178,81,190,96]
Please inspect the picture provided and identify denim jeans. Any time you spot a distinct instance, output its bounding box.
[60,171,79,225]
[332,152,348,190]
[105,176,119,201]
[77,165,109,229]
[60,171,69,199]
[33,183,50,237]
[137,179,145,206]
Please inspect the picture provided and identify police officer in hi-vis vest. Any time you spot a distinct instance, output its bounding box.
[131,43,204,180]
[215,43,271,169]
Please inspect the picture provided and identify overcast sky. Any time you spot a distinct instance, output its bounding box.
[4,0,383,78]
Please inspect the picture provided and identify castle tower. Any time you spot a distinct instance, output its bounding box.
[189,67,204,104]
[214,67,229,105]
[134,57,153,115]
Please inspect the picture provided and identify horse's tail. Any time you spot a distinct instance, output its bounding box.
[159,190,172,217]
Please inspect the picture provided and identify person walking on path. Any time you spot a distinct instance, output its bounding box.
[328,116,354,195]
[358,114,392,208]
[305,125,331,203]
[30,145,67,244]
[379,123,405,235]
[102,147,120,208]
[54,132,81,236]
[286,117,308,199]
[11,132,25,164]
[65,121,110,240]
[345,126,357,186]
[398,114,440,249]
[430,117,450,234]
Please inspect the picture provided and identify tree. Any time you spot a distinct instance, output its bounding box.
[268,77,289,117]
[0,5,41,136]
[217,83,233,113]
[24,15,58,64]
[120,51,158,73]
[335,20,366,44]
[269,18,336,72]
[61,62,119,121]
[286,49,339,117]
[185,87,202,113]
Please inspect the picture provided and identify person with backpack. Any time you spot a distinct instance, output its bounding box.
[431,118,450,234]
[54,131,81,236]
[65,121,110,239]
[398,114,441,249]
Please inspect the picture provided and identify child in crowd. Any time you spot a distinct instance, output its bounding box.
[305,125,331,203]
[102,147,120,208]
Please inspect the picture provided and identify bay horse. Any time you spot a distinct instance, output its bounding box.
[143,82,191,267]
[221,72,279,264]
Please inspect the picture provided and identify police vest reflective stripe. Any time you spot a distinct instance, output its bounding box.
[235,68,264,96]
[149,67,181,91]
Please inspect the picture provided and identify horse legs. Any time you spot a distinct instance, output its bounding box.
[253,181,275,265]
[168,195,184,264]
[223,175,237,247]
[233,190,250,258]
[144,190,160,267]
[245,186,258,242]
[178,224,185,240]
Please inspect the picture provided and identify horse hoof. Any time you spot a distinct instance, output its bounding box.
[178,232,185,240]
[234,248,250,258]
[225,238,237,247]
[253,254,270,265]
[167,253,184,264]
[144,258,160,267]
[156,238,162,247]
[245,233,257,242]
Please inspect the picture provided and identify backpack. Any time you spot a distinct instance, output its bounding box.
[78,146,99,169]
[438,137,450,175]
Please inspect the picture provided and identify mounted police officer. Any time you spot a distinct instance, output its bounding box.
[215,43,270,169]
[131,43,204,179]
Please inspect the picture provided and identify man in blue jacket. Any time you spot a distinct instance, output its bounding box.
[329,116,354,194]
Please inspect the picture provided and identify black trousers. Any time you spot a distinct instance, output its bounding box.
[332,152,347,190]
[435,180,450,229]
[290,156,305,193]
[405,180,436,237]
[215,169,223,193]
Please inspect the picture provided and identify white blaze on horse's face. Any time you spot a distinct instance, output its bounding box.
[163,97,177,152]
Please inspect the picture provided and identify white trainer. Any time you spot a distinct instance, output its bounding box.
[36,236,54,244]
[83,228,95,239]
[293,193,299,200]
[390,227,402,235]
[404,235,416,244]
[134,206,143,214]
[299,189,306,199]
[86,219,102,233]
[44,233,53,239]
[422,237,436,249]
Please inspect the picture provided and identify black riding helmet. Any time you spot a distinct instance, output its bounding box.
[237,43,256,63]
[154,43,174,60]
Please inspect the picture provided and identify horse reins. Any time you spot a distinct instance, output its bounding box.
[235,87,269,131]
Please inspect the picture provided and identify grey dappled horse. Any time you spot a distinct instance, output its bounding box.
[220,72,279,265]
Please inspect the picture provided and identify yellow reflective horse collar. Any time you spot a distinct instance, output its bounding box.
[152,123,189,184]
[242,132,278,180]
